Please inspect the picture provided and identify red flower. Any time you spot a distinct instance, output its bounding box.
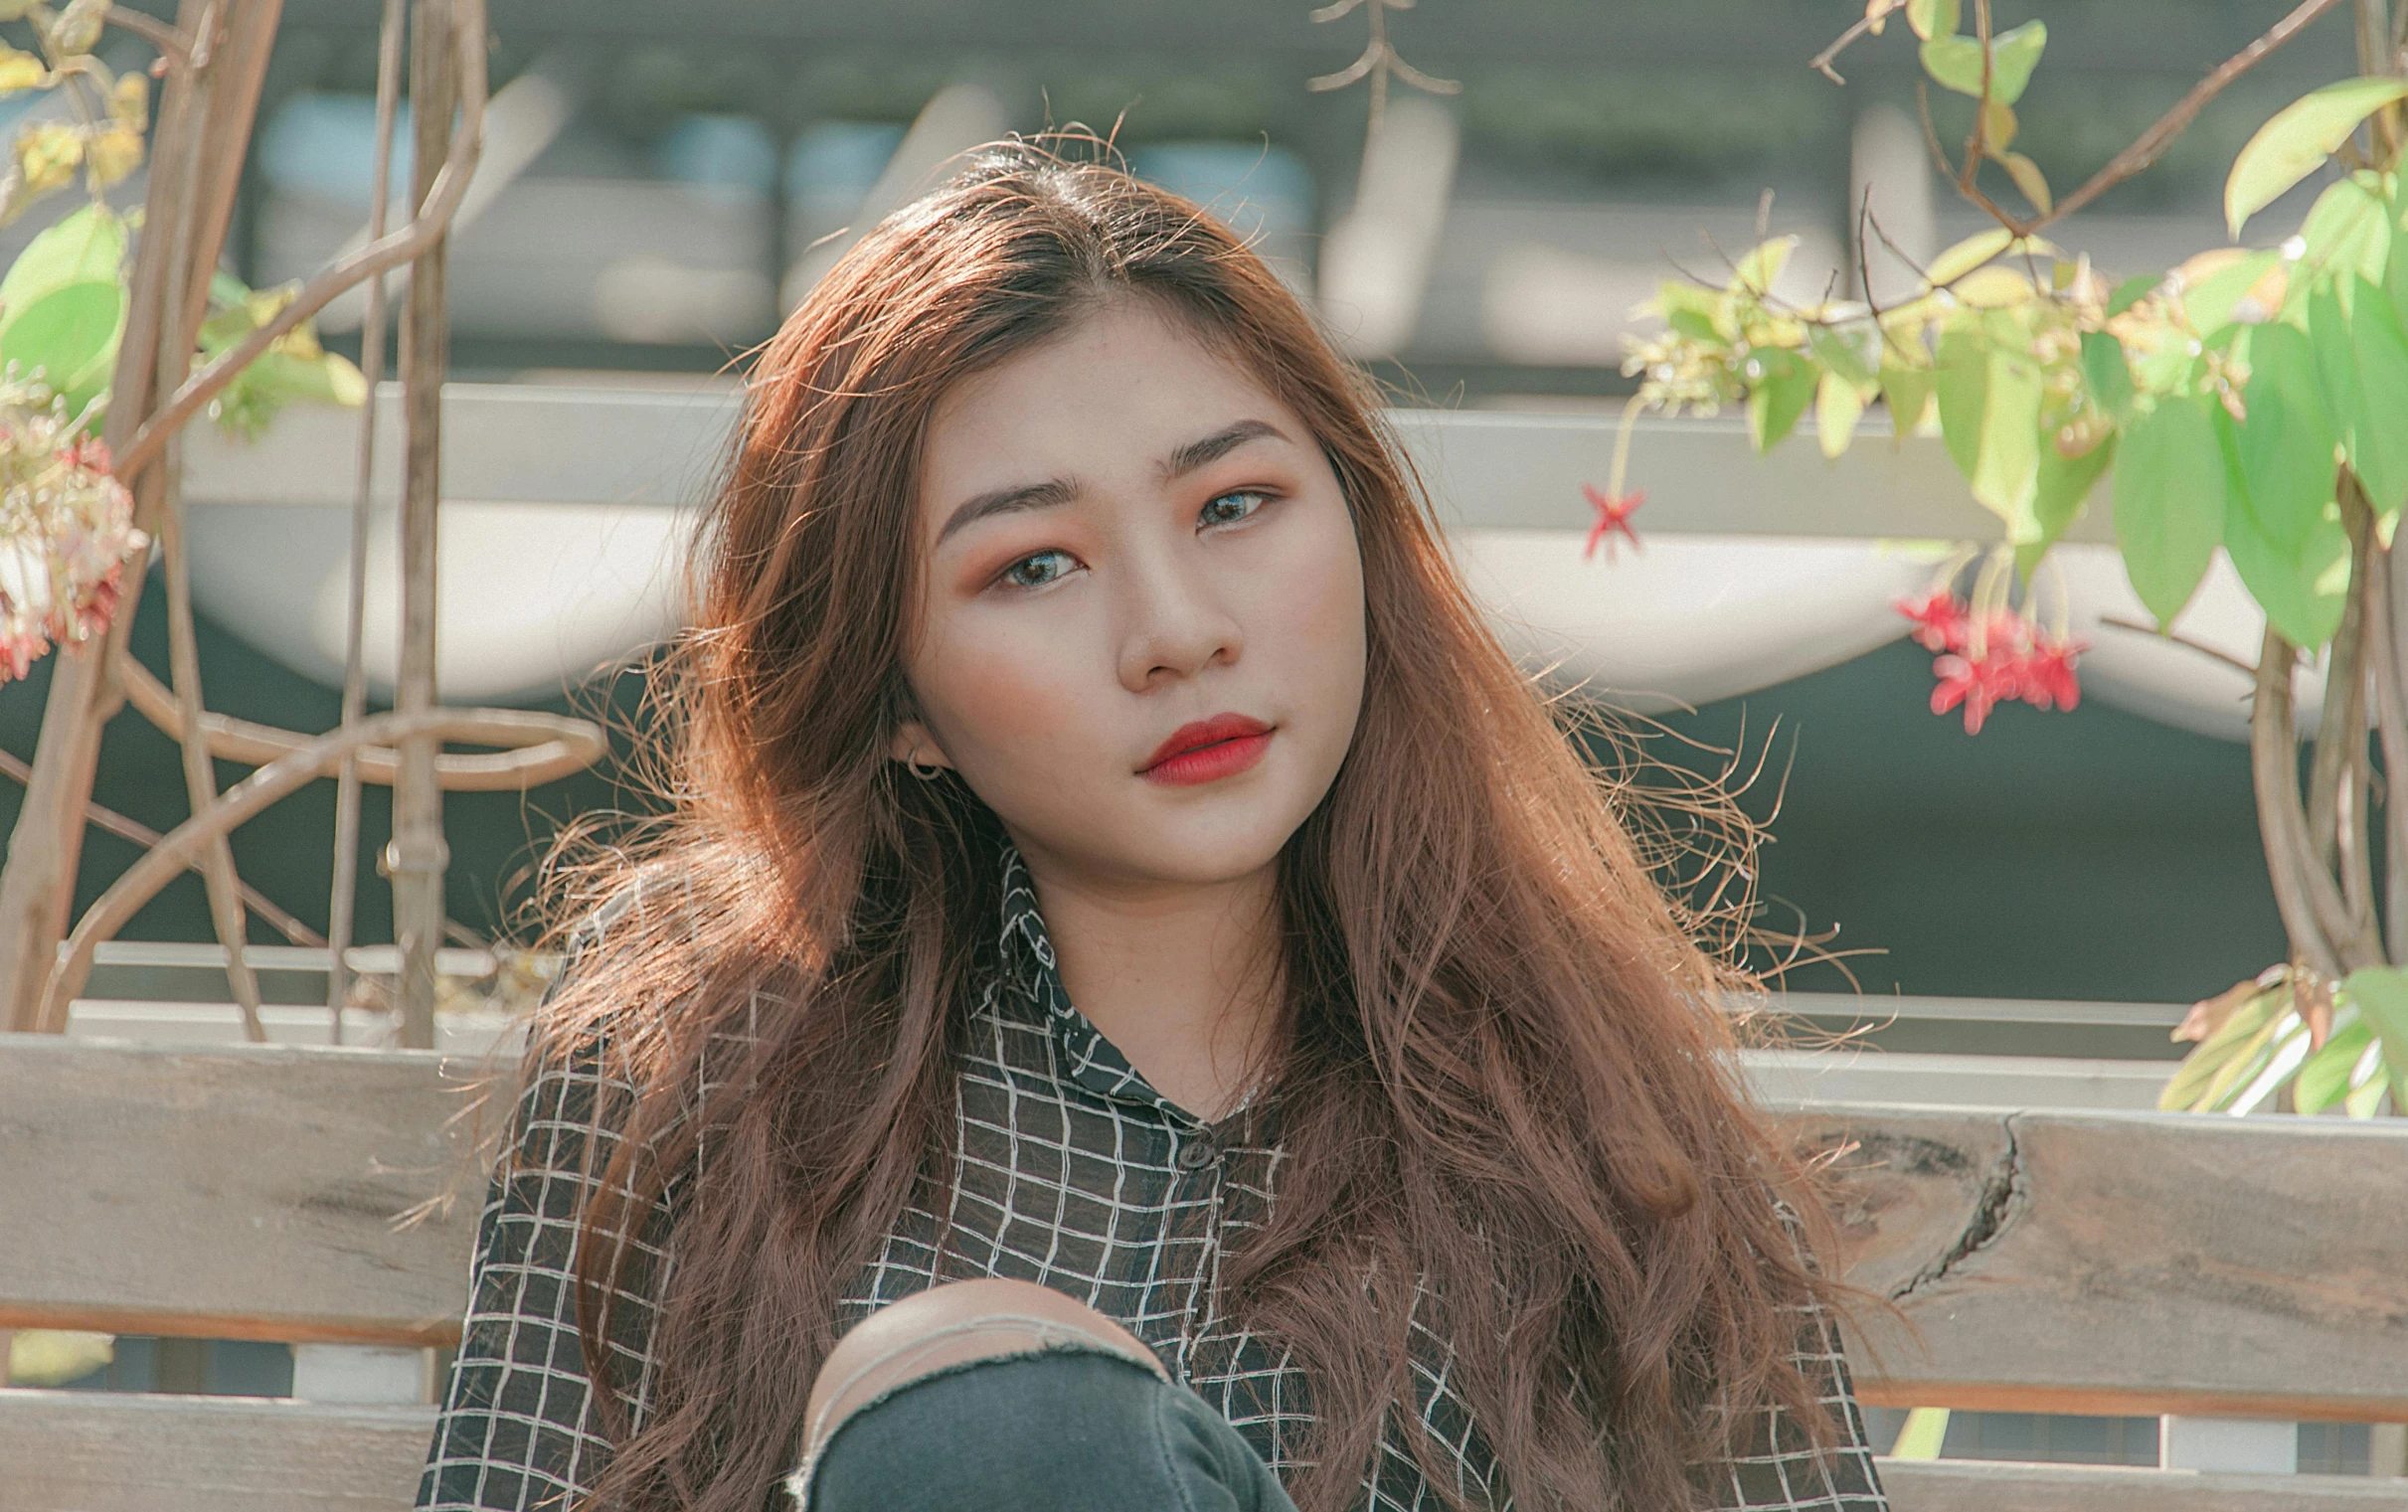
[2019,632,2083,712]
[1930,649,2022,734]
[1895,588,1969,652]
[1581,483,1644,562]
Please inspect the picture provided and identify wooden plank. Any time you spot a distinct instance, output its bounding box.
[5,1391,2402,1512]
[5,1039,2408,1427]
[0,1390,431,1512]
[1876,1457,2408,1511]
[0,1038,483,1345]
[1795,1102,2408,1422]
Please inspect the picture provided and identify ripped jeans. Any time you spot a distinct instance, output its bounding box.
[789,1311,1300,1512]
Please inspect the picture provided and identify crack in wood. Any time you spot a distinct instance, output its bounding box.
[1889,1113,2024,1302]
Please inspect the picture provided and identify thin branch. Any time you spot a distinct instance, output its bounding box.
[2097,613,2262,675]
[37,705,587,1033]
[1962,0,1997,190]
[2254,630,2348,977]
[99,7,193,71]
[2369,540,2408,962]
[0,748,324,948]
[1306,0,1459,137]
[326,0,409,1035]
[2306,493,2370,873]
[157,438,266,1042]
[115,649,606,790]
[1809,5,1892,85]
[1865,203,1939,289]
[2036,0,2348,229]
[1913,80,1957,183]
[115,0,491,482]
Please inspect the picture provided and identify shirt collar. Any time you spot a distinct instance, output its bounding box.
[995,843,1205,1126]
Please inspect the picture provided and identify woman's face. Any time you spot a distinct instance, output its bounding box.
[896,296,1368,893]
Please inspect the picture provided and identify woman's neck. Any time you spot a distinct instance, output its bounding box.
[1013,847,1284,1123]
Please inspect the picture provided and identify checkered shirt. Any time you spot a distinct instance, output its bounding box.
[418,849,1888,1512]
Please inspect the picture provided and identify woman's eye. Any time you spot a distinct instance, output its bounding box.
[1199,489,1270,529]
[1000,549,1076,589]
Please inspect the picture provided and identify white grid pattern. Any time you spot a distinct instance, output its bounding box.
[419,849,1887,1511]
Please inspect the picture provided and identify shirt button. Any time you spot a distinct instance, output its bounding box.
[1176,1136,1219,1171]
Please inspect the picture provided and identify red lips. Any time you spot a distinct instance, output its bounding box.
[1140,713,1274,786]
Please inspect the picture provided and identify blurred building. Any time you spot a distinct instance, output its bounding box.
[228,0,2349,396]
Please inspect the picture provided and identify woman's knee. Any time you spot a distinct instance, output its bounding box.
[803,1277,1165,1457]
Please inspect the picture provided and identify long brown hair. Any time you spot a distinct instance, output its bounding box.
[539,137,1850,1512]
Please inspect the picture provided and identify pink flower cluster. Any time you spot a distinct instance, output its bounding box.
[0,403,147,685]
[1895,588,2083,735]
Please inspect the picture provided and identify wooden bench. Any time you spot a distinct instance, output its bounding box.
[3,1036,2404,1510]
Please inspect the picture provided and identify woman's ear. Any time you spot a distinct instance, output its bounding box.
[888,720,954,773]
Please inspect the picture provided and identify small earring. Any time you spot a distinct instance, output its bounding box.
[906,748,944,781]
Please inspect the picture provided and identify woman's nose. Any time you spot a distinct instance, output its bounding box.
[1115,541,1244,693]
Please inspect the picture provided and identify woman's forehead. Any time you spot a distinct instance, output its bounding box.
[920,302,1294,497]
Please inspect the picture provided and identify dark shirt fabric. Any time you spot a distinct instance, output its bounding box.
[418,848,1890,1512]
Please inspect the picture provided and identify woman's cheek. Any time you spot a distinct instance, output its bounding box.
[929,609,1096,772]
[1271,507,1366,665]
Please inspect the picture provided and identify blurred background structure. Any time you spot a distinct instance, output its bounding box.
[6,0,2406,1487]
[218,0,2349,389]
[0,0,2341,1003]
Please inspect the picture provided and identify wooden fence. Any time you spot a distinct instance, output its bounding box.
[3,1038,2403,1510]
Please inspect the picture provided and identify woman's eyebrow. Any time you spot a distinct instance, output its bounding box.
[937,477,1078,544]
[1160,419,1287,480]
[935,420,1286,544]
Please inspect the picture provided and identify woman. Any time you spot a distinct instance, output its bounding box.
[418,140,1889,1512]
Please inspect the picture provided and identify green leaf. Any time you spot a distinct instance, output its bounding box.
[2391,195,2408,318]
[2204,1006,2296,1110]
[0,202,123,311]
[2346,1073,2389,1117]
[2160,989,2284,1110]
[2220,368,2349,650]
[2114,396,2227,623]
[1920,21,2047,104]
[2344,277,2408,525]
[2297,173,2392,293]
[2182,249,2281,336]
[1652,280,1733,341]
[1906,0,1957,41]
[2,284,124,416]
[1929,321,2050,536]
[2296,1014,2373,1114]
[1667,307,1720,341]
[1816,368,1867,458]
[2106,273,2158,318]
[1927,228,2014,288]
[2236,321,2340,547]
[2024,428,2114,577]
[1934,323,1987,478]
[1977,358,2044,538]
[2226,77,2408,237]
[1746,346,1817,453]
[2225,493,2351,647]
[1807,321,1878,388]
[1880,360,1935,435]
[1999,150,2052,215]
[1731,236,1798,296]
[2081,330,2136,418]
[2312,280,2362,458]
[2343,965,2408,1078]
